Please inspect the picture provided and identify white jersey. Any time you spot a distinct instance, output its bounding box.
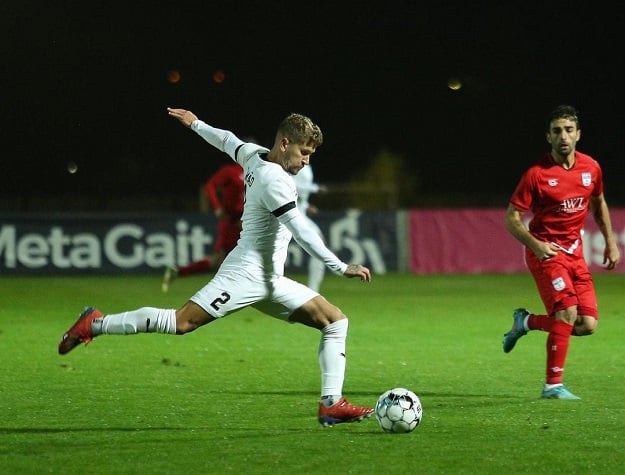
[292,163,323,239]
[292,164,320,213]
[190,120,346,282]
[291,163,326,292]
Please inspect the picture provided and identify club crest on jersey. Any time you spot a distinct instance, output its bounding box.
[551,276,566,292]
[581,173,591,187]
[548,179,558,187]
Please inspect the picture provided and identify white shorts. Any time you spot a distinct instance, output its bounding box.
[190,267,319,321]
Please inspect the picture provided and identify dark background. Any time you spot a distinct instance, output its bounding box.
[2,1,624,208]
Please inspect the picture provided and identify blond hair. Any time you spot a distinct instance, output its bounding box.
[277,113,323,147]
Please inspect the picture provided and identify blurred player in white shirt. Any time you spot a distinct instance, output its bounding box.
[292,164,327,292]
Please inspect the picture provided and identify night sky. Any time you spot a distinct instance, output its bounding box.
[3,1,624,206]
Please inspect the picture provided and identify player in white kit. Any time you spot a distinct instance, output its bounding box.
[292,164,327,292]
[58,108,374,426]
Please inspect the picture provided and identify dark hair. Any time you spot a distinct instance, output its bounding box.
[546,105,580,131]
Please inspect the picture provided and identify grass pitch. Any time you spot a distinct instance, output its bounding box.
[1,272,624,474]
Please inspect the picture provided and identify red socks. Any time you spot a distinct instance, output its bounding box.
[545,320,573,385]
[527,313,552,332]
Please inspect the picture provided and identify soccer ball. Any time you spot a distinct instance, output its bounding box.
[375,387,423,433]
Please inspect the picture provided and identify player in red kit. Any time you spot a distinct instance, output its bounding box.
[162,163,244,292]
[502,105,620,400]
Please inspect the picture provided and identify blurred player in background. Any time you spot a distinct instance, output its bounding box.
[502,104,620,400]
[59,107,374,426]
[162,163,244,292]
[292,164,327,292]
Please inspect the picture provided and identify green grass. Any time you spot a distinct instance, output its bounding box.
[1,273,625,474]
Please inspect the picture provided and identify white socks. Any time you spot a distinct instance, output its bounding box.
[319,318,348,401]
[95,307,177,335]
[93,309,348,404]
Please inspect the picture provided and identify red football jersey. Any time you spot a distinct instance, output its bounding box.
[204,163,245,219]
[509,151,604,253]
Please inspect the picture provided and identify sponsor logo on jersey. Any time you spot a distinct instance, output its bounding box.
[559,197,585,213]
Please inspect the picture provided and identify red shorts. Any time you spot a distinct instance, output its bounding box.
[214,219,241,254]
[525,248,598,318]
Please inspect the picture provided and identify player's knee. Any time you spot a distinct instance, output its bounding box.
[574,326,595,337]
[574,317,597,336]
[582,322,597,336]
[317,298,346,324]
[327,309,346,324]
[175,303,216,334]
[289,297,345,329]
[175,320,199,334]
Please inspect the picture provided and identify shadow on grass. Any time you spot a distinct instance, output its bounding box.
[0,427,199,434]
[0,425,361,435]
[251,389,520,401]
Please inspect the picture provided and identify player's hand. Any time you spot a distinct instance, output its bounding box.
[214,208,227,220]
[343,264,371,282]
[604,243,620,270]
[534,242,559,261]
[167,107,198,128]
[306,205,319,217]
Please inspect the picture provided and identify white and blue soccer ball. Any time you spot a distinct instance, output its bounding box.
[375,387,423,433]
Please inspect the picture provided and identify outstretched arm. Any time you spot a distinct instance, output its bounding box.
[167,107,248,160]
[284,213,371,282]
[167,108,198,128]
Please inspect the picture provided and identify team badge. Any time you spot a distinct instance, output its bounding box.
[581,173,591,187]
[551,276,566,291]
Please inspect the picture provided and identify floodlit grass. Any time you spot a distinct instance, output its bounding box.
[1,272,624,474]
